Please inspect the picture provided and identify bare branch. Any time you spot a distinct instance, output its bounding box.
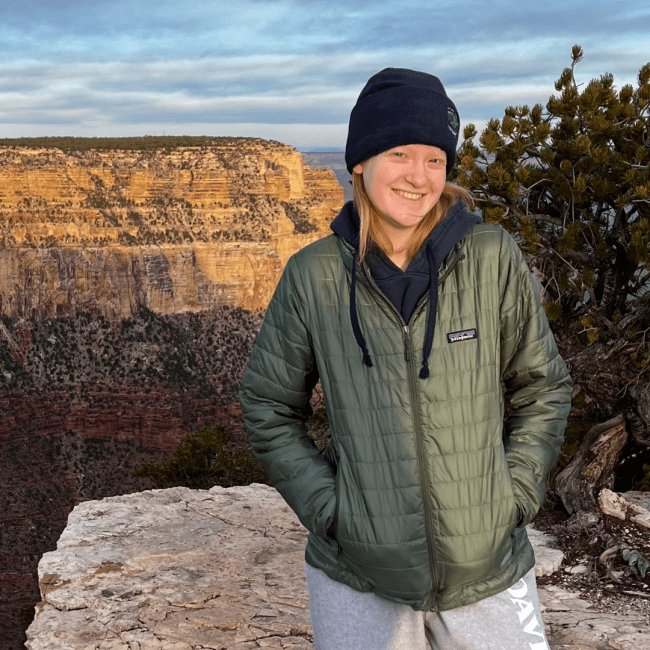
[556,249,595,265]
[527,213,565,227]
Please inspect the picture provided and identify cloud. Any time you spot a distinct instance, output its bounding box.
[1,0,648,147]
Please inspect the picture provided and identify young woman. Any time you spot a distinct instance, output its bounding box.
[240,68,572,650]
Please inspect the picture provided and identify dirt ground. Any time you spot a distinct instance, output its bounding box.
[532,494,650,619]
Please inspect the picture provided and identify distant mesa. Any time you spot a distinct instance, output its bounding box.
[0,136,344,318]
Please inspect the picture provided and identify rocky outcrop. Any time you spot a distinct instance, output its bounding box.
[27,484,649,650]
[26,485,313,650]
[539,586,650,650]
[0,140,343,317]
[527,528,565,577]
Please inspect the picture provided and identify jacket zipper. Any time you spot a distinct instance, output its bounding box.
[358,253,463,611]
[402,326,410,362]
[403,324,441,612]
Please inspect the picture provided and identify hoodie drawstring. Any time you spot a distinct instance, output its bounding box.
[418,242,439,379]
[350,245,438,378]
[350,250,374,368]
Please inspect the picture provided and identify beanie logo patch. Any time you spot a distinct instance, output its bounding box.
[447,108,460,136]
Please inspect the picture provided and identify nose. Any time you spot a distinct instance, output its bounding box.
[404,158,427,187]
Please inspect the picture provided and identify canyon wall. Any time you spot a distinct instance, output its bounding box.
[0,138,343,649]
[0,140,343,318]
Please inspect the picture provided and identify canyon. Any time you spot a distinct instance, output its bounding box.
[0,138,342,317]
[0,137,344,649]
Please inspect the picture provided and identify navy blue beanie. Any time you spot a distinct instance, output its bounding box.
[345,68,460,176]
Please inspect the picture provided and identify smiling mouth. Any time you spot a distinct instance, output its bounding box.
[393,189,425,200]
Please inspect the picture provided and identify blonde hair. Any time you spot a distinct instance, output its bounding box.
[352,172,474,263]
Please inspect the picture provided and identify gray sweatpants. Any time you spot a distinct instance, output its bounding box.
[305,563,550,650]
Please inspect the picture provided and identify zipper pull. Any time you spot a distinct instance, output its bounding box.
[403,326,410,362]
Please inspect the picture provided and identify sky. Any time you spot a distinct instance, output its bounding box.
[2,0,649,151]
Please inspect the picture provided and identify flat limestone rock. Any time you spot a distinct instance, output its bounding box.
[624,491,650,526]
[26,484,314,650]
[538,585,649,650]
[527,527,565,577]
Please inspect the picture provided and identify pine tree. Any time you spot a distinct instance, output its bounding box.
[452,46,650,495]
[455,45,649,327]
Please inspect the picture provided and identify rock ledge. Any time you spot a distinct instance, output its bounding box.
[27,485,313,650]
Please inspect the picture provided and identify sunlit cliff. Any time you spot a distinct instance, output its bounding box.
[0,138,343,317]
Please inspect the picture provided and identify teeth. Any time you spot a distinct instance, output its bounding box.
[393,189,424,200]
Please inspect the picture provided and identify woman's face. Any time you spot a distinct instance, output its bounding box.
[353,144,447,236]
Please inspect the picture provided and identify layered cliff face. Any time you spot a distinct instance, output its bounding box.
[0,140,343,317]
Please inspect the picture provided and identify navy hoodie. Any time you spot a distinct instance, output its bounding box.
[330,200,481,377]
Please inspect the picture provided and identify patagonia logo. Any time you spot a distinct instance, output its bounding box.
[447,328,478,344]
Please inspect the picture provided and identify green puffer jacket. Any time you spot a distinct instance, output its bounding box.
[239,218,572,612]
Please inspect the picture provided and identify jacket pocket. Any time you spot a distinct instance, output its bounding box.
[498,444,520,529]
[330,455,376,554]
[323,441,340,539]
[331,454,356,548]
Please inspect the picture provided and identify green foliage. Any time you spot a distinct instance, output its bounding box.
[543,302,563,321]
[1,306,263,403]
[622,548,650,577]
[453,46,650,335]
[132,425,271,489]
[0,135,268,152]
